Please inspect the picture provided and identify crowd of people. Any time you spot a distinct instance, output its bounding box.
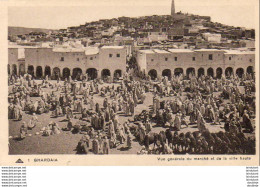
[134,73,255,154]
[8,70,256,155]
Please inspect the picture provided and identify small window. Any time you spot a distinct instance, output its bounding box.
[151,59,154,62]
[209,54,213,60]
[109,54,113,58]
[60,57,64,61]
[192,57,196,61]
[117,54,120,57]
[165,57,168,61]
[77,58,80,61]
[90,57,93,60]
[229,57,232,60]
[249,59,252,62]
[174,57,178,61]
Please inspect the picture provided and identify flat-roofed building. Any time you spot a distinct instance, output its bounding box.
[9,45,127,80]
[8,46,27,76]
[8,48,19,75]
[136,48,255,80]
[202,33,222,43]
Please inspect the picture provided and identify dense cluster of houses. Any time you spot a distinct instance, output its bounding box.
[8,12,255,80]
[9,12,255,50]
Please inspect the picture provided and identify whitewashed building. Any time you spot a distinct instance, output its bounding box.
[8,46,127,80]
[202,33,222,43]
[137,48,255,80]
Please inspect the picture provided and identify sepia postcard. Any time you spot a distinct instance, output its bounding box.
[0,0,259,166]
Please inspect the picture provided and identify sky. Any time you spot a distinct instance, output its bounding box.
[8,0,257,29]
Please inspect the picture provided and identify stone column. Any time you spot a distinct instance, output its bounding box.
[194,68,197,77]
[25,64,29,74]
[97,70,101,79]
[34,66,37,78]
[183,68,186,77]
[10,64,13,75]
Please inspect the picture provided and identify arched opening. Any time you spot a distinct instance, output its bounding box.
[198,68,204,77]
[86,68,98,80]
[72,68,82,80]
[236,68,244,78]
[174,68,183,76]
[44,66,51,78]
[19,64,25,76]
[148,69,157,80]
[101,69,111,81]
[186,68,195,78]
[63,68,71,79]
[216,68,222,79]
[225,67,233,77]
[27,65,34,76]
[8,64,10,75]
[12,64,17,75]
[114,69,122,80]
[53,67,61,80]
[207,68,214,77]
[36,66,43,79]
[162,69,171,80]
[247,66,254,75]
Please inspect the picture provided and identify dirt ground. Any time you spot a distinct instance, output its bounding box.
[8,80,255,155]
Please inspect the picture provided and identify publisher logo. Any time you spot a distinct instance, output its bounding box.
[15,159,24,163]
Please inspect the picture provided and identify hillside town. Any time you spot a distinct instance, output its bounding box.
[9,11,255,49]
[8,1,256,155]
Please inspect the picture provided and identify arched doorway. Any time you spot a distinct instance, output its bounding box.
[236,68,244,78]
[247,66,254,75]
[19,64,25,76]
[225,67,233,77]
[198,68,204,77]
[45,66,51,78]
[186,68,195,78]
[86,68,98,80]
[101,69,111,81]
[72,68,82,80]
[174,68,183,76]
[162,69,171,79]
[12,64,17,75]
[27,65,34,76]
[207,68,214,77]
[36,66,43,79]
[53,67,61,80]
[216,68,222,79]
[8,64,10,75]
[63,68,71,79]
[148,69,157,80]
[114,69,122,80]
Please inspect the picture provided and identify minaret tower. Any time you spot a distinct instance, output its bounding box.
[171,0,175,16]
